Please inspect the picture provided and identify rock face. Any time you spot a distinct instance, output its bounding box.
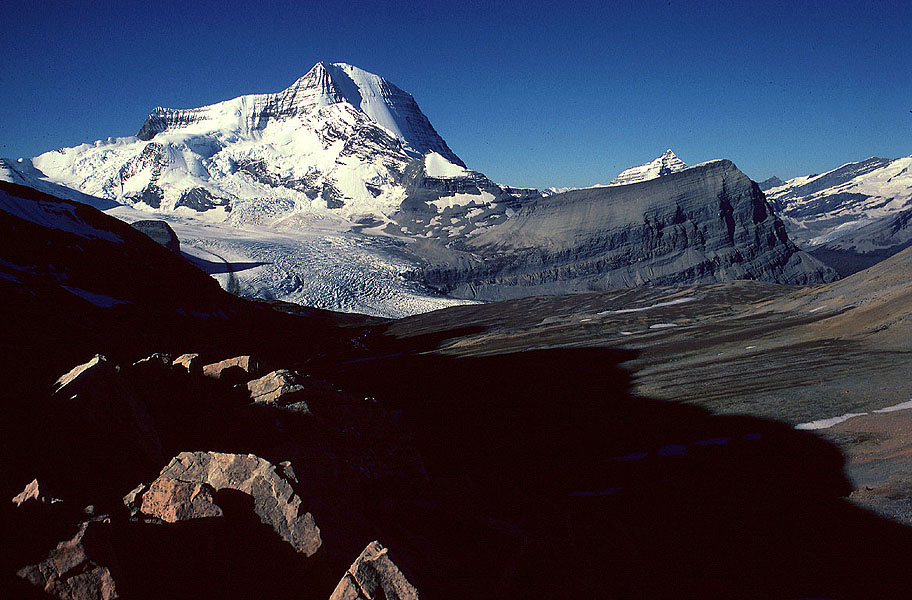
[424,160,837,300]
[330,541,419,600]
[17,518,119,600]
[246,369,309,409]
[129,220,180,254]
[609,149,688,186]
[129,451,321,555]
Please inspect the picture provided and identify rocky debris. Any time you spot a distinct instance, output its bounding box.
[128,451,321,555]
[330,541,419,600]
[11,478,60,506]
[246,369,310,411]
[172,352,201,375]
[202,355,259,382]
[17,518,119,600]
[129,220,180,254]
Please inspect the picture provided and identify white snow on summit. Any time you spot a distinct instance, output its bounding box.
[609,149,687,186]
[26,62,465,227]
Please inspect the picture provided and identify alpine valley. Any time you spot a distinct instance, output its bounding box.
[4,62,912,600]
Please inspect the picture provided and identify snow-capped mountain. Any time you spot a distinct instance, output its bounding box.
[609,149,687,186]
[764,155,912,246]
[22,62,527,232]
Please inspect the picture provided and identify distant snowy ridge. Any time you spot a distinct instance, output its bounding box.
[765,154,912,246]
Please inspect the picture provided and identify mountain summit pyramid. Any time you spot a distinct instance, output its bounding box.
[28,62,477,222]
[136,62,463,166]
[610,149,687,186]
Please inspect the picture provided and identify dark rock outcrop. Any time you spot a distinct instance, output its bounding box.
[17,518,118,600]
[46,355,164,497]
[330,541,419,600]
[129,220,180,254]
[423,160,837,300]
[127,451,321,556]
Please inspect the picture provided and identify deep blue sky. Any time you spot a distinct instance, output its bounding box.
[2,0,910,189]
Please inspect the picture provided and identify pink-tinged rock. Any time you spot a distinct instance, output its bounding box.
[330,541,419,600]
[17,519,119,600]
[139,478,223,522]
[128,451,321,555]
[202,355,259,381]
[11,478,57,506]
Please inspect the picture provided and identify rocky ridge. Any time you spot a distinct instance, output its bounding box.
[423,159,836,300]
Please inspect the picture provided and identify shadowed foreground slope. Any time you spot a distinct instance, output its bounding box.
[4,180,912,599]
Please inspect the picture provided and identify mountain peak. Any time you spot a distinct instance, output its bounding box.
[136,62,463,166]
[610,149,688,186]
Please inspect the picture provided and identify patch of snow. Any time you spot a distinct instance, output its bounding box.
[424,152,468,178]
[0,188,122,242]
[597,296,694,315]
[873,399,912,414]
[795,412,868,430]
[648,323,678,329]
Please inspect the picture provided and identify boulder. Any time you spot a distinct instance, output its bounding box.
[127,451,321,555]
[50,355,163,477]
[130,219,180,254]
[246,369,309,411]
[202,355,259,381]
[139,478,223,522]
[330,540,419,600]
[17,518,119,600]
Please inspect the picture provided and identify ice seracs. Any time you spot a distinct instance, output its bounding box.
[609,149,688,186]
